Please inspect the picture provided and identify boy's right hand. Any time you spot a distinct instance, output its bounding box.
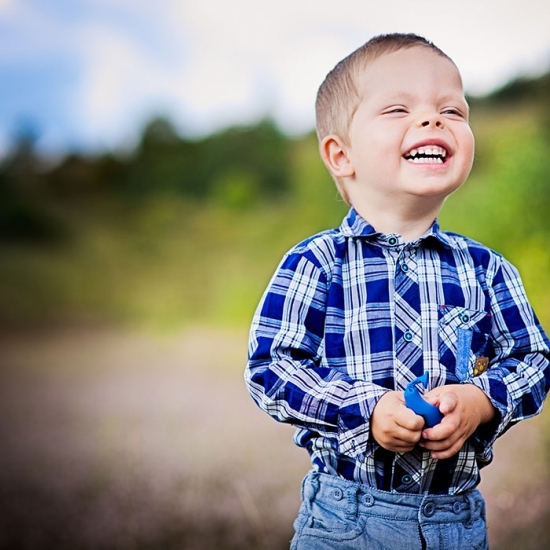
[371,391,425,452]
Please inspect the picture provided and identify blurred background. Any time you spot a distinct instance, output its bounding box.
[1,1,550,549]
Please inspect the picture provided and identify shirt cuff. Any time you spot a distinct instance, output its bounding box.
[466,376,511,457]
[336,383,389,461]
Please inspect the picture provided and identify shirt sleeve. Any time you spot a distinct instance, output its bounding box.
[245,248,388,461]
[468,256,550,456]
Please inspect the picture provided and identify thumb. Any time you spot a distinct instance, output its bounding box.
[438,392,458,415]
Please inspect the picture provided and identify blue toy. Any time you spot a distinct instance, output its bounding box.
[404,373,443,428]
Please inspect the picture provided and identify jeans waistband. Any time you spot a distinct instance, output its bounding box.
[302,471,485,525]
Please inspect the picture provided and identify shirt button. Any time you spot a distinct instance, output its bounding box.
[404,331,413,342]
[388,237,397,245]
[333,488,344,500]
[402,475,412,484]
[400,263,409,273]
[460,313,470,323]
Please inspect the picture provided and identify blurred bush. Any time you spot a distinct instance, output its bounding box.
[0,71,549,331]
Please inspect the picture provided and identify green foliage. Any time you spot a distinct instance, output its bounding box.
[1,72,550,330]
[440,107,550,325]
[0,132,70,244]
[470,70,550,110]
[118,117,291,201]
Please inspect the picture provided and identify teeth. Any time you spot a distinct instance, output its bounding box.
[412,157,443,163]
[405,145,447,162]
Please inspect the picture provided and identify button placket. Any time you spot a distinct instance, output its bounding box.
[400,246,418,275]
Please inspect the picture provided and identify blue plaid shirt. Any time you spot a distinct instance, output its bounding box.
[246,208,550,495]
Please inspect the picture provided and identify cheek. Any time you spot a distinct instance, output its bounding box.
[465,127,475,156]
[458,129,475,173]
[469,134,476,167]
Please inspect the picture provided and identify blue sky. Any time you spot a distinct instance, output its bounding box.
[1,0,549,157]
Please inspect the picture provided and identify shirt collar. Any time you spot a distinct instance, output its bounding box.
[340,207,457,249]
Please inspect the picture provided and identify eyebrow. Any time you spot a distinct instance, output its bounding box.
[382,92,468,104]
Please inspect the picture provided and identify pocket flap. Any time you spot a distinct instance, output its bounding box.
[438,305,491,333]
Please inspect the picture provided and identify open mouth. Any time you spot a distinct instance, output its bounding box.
[404,145,448,164]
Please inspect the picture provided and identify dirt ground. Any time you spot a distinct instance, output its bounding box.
[0,326,549,549]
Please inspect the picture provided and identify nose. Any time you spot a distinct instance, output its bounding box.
[420,115,444,129]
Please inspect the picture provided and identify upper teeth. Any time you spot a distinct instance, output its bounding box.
[406,146,447,163]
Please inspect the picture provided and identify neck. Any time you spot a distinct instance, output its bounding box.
[351,195,444,242]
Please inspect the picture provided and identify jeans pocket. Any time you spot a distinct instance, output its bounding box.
[294,500,366,545]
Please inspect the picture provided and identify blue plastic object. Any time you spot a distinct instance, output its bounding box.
[404,373,443,428]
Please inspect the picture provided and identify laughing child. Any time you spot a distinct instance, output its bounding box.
[245,33,550,549]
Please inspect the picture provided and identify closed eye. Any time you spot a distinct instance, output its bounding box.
[442,108,467,118]
[383,106,408,114]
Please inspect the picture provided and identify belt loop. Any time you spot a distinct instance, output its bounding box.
[465,491,478,527]
[346,487,359,519]
[470,490,486,521]
[310,471,320,498]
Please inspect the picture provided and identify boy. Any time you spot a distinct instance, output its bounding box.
[245,33,550,549]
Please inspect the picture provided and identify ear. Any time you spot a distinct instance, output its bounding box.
[320,135,355,178]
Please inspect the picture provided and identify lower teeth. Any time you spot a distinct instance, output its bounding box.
[410,157,443,163]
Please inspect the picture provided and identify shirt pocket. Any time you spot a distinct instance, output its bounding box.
[438,305,493,382]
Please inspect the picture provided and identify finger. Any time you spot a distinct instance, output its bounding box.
[431,440,464,460]
[423,393,439,406]
[386,437,420,453]
[420,425,467,451]
[438,393,458,415]
[422,426,453,442]
[422,413,461,441]
[386,426,423,447]
[379,420,424,444]
[420,436,456,452]
[376,435,416,453]
[396,406,426,431]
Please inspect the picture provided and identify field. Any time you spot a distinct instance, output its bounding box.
[1,326,549,550]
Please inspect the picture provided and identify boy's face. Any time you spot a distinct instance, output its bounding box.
[343,47,474,206]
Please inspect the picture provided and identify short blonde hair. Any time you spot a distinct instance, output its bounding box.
[315,33,453,144]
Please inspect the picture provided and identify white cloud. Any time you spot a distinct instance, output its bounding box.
[269,31,358,134]
[1,0,549,153]
[75,24,174,147]
[167,0,550,134]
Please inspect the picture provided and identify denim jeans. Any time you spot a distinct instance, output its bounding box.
[290,471,488,550]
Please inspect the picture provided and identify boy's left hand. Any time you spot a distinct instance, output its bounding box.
[419,384,496,460]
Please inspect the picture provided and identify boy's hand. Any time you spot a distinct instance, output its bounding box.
[419,384,496,460]
[371,391,425,452]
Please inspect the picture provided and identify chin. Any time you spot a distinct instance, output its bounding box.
[408,178,464,198]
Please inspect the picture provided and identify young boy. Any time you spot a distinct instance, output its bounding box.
[245,33,550,549]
